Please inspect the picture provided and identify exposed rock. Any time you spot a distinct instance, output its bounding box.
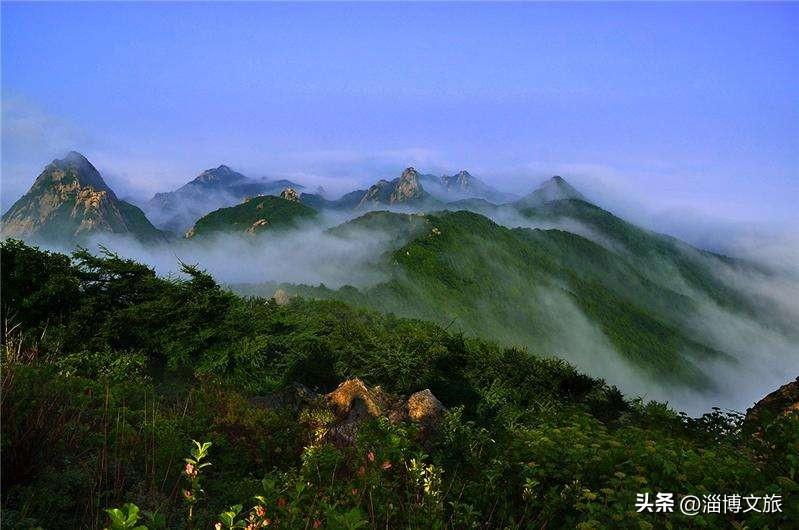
[246,218,270,235]
[407,389,445,426]
[441,170,474,193]
[273,288,291,306]
[323,379,387,445]
[280,187,301,202]
[390,168,424,204]
[2,151,162,243]
[250,378,446,446]
[356,167,427,209]
[326,378,383,418]
[745,376,799,427]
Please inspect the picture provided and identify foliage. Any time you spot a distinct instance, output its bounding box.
[188,195,317,238]
[1,240,796,529]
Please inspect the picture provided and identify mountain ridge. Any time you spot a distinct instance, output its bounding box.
[143,165,304,233]
[1,152,163,244]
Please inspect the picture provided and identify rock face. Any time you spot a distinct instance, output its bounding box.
[280,187,301,202]
[326,378,385,418]
[419,170,516,203]
[745,376,799,427]
[441,170,475,194]
[273,288,291,306]
[390,168,425,203]
[407,389,445,425]
[252,378,446,446]
[1,151,162,244]
[357,168,428,209]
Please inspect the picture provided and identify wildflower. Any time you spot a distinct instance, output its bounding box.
[183,489,192,499]
[313,519,322,528]
[255,505,266,517]
[351,488,359,496]
[184,462,196,477]
[215,524,222,530]
[276,497,286,507]
[367,451,375,462]
[357,465,366,477]
[263,518,272,526]
[381,460,392,470]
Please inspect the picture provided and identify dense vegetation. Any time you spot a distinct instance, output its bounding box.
[187,196,317,238]
[2,239,796,529]
[261,208,744,388]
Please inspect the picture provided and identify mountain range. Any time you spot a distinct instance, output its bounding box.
[3,151,793,402]
[142,164,304,233]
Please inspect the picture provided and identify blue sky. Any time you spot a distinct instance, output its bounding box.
[2,2,797,235]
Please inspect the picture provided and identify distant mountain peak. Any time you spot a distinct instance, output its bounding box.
[441,170,474,192]
[2,152,162,243]
[63,150,90,164]
[357,168,426,209]
[191,165,246,185]
[392,168,423,203]
[515,175,585,207]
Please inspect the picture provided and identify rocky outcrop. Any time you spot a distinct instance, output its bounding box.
[245,218,269,235]
[280,188,301,202]
[407,389,445,426]
[252,378,446,445]
[745,376,799,427]
[273,288,291,306]
[389,168,424,203]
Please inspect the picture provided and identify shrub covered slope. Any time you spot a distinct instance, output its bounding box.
[1,240,796,529]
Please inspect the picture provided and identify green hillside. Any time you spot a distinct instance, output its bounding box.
[2,239,795,529]
[186,195,318,238]
[268,209,748,389]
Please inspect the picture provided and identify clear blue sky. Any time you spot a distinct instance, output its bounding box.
[2,2,797,230]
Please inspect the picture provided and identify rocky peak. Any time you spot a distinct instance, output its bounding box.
[442,170,473,192]
[390,167,423,203]
[1,152,162,243]
[31,151,115,198]
[191,164,245,185]
[280,187,301,202]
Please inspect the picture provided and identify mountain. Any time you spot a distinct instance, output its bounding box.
[513,175,585,207]
[185,193,318,238]
[356,167,438,209]
[299,188,367,210]
[1,152,163,244]
[421,170,517,203]
[236,178,795,401]
[144,165,304,233]
[282,209,728,389]
[301,168,511,212]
